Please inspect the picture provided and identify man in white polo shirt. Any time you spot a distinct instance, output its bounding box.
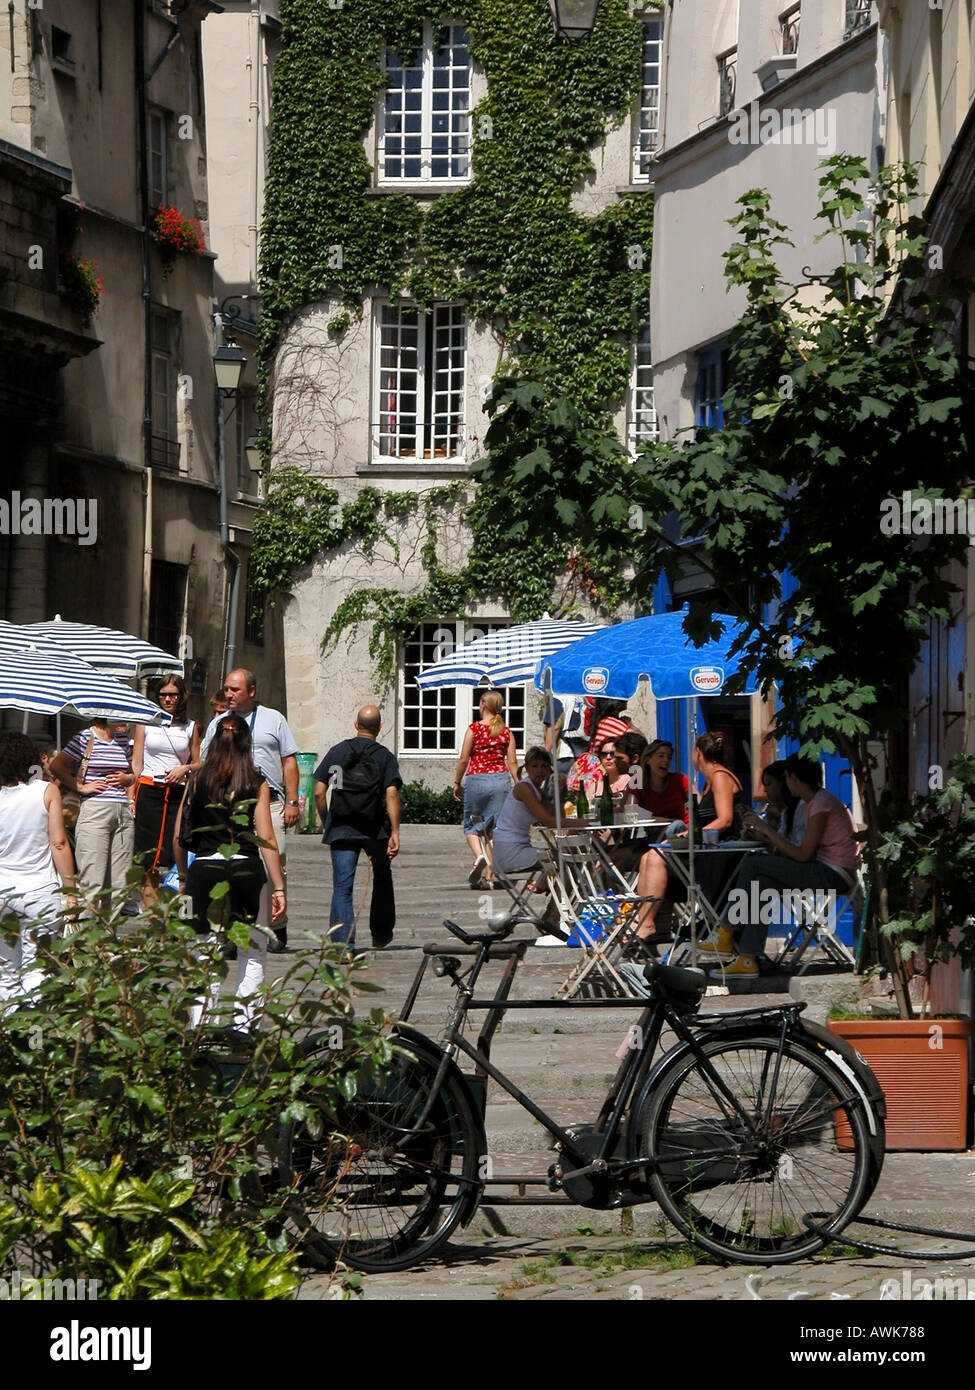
[201,668,300,952]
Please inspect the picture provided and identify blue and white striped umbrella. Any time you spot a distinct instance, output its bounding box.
[415,617,604,689]
[0,647,171,724]
[7,616,181,678]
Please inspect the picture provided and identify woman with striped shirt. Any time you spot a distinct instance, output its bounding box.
[50,720,135,916]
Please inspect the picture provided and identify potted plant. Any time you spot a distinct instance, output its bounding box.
[59,253,103,327]
[152,205,206,276]
[827,753,975,1151]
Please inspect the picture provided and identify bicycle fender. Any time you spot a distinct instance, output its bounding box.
[391,1024,488,1227]
[790,1018,887,1138]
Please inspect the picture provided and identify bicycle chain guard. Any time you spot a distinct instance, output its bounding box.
[549,1126,626,1209]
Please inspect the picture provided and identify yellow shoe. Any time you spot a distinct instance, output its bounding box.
[708,954,758,980]
[693,928,735,955]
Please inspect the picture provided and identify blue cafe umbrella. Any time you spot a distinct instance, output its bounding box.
[533,608,762,703]
[534,608,764,963]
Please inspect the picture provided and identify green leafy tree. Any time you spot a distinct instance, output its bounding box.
[630,157,973,1012]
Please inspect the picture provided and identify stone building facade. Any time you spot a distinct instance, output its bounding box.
[268,12,663,780]
[0,0,275,735]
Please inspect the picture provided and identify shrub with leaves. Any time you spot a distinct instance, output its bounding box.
[0,892,391,1295]
[877,754,975,975]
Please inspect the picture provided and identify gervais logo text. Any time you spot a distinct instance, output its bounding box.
[690,666,723,693]
[0,492,97,546]
[582,667,609,693]
[50,1320,151,1371]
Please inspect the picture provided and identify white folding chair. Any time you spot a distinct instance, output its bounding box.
[772,872,862,973]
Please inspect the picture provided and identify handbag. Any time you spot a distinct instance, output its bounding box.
[177,776,196,852]
[60,731,95,829]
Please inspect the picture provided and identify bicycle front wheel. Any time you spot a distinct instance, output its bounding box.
[637,1034,872,1264]
[280,1038,481,1273]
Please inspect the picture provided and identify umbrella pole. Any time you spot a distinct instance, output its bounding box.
[546,671,566,917]
[21,711,28,735]
[686,698,697,966]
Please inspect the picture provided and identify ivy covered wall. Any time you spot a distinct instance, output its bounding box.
[255,0,656,696]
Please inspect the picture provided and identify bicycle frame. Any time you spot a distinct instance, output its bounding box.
[396,935,855,1202]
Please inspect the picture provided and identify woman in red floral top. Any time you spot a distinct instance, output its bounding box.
[453,690,518,889]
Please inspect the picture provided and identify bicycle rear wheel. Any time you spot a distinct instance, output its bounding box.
[636,1034,872,1264]
[280,1038,481,1273]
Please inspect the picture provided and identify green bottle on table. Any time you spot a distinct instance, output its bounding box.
[599,772,614,826]
[576,785,590,820]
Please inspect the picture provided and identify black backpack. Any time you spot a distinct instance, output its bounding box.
[329,741,387,834]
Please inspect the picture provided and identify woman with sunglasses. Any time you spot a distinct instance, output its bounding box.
[131,675,201,901]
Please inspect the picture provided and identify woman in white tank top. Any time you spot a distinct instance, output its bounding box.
[131,675,201,899]
[0,732,76,1001]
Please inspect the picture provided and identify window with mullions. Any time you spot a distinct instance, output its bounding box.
[375,304,466,460]
[695,344,729,429]
[632,16,663,180]
[379,21,470,183]
[628,324,658,452]
[400,621,526,755]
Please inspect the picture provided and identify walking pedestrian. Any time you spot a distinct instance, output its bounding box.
[200,668,299,952]
[131,674,200,902]
[0,734,77,1000]
[49,719,136,918]
[313,706,402,952]
[453,690,518,889]
[174,714,286,1029]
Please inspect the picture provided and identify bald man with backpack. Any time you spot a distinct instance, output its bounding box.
[313,706,402,952]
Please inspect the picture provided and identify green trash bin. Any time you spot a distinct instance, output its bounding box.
[296,752,318,833]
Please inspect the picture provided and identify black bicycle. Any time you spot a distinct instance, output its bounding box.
[281,913,886,1272]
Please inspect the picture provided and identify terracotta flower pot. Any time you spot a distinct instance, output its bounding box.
[827,1018,971,1152]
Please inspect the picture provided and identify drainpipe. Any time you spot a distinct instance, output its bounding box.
[214,310,242,675]
[134,0,153,640]
[248,0,261,287]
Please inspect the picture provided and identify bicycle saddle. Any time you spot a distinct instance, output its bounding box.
[642,958,708,1008]
[443,912,521,946]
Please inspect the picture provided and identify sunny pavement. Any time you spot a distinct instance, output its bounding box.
[277,826,975,1302]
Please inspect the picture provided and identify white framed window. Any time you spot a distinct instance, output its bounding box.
[400,620,526,756]
[378,20,471,184]
[627,324,658,453]
[374,303,466,460]
[632,16,663,181]
[148,108,169,211]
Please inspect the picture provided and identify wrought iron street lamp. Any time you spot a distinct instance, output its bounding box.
[213,342,246,395]
[550,0,601,42]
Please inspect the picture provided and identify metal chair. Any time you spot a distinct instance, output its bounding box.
[771,871,863,973]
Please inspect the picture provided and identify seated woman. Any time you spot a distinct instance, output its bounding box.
[632,731,747,942]
[491,747,564,944]
[754,759,803,843]
[637,739,689,824]
[566,737,632,797]
[700,753,859,979]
